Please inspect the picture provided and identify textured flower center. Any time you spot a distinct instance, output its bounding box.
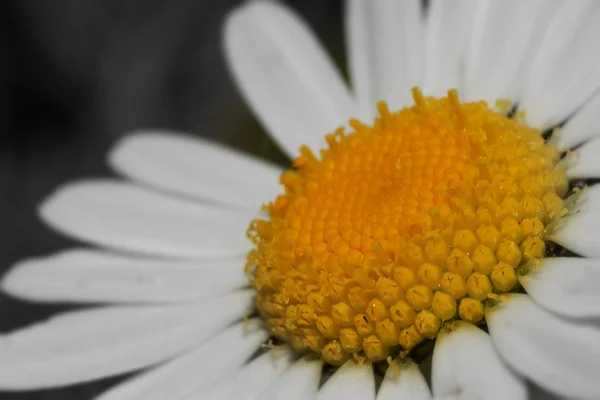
[246,89,568,365]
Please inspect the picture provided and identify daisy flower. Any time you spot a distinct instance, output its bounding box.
[2,0,600,399]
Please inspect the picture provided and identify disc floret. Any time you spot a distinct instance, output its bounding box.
[247,89,568,365]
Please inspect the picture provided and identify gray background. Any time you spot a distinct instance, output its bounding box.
[0,1,342,398]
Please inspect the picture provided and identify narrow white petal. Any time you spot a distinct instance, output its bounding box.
[463,0,560,105]
[556,89,600,149]
[422,0,477,97]
[0,290,253,389]
[346,0,423,118]
[520,257,600,318]
[224,1,356,158]
[201,348,294,400]
[432,322,527,400]
[519,0,600,131]
[39,180,254,259]
[109,132,283,211]
[315,361,375,400]
[261,356,322,400]
[550,200,600,257]
[566,137,600,179]
[377,359,431,400]
[97,320,268,400]
[1,249,247,303]
[487,293,600,399]
[565,183,600,211]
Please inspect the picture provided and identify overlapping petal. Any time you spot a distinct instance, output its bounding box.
[432,322,527,400]
[487,294,600,399]
[97,320,268,400]
[224,1,357,157]
[346,0,423,118]
[260,356,322,400]
[315,361,375,400]
[40,180,254,259]
[110,132,283,210]
[0,291,253,389]
[462,0,559,105]
[200,347,294,400]
[519,0,600,130]
[2,249,247,303]
[376,359,431,400]
[520,257,600,318]
[422,0,477,97]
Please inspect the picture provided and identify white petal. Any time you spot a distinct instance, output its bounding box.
[0,290,253,389]
[566,183,600,211]
[463,0,560,105]
[1,249,247,303]
[432,321,527,400]
[556,89,600,149]
[422,0,477,97]
[550,200,600,257]
[519,0,600,131]
[200,347,294,400]
[315,360,375,400]
[520,257,600,318]
[97,320,268,400]
[40,180,254,259]
[376,359,431,400]
[487,293,600,399]
[345,0,423,119]
[109,132,283,211]
[566,136,600,179]
[260,356,322,400]
[224,1,356,158]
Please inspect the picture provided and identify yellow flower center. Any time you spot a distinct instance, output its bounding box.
[246,89,568,365]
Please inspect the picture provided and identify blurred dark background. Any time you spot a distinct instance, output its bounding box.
[0,1,344,398]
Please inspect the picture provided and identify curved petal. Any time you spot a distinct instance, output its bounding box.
[377,359,431,400]
[97,319,268,400]
[432,321,527,400]
[260,356,322,400]
[568,183,600,211]
[0,290,253,389]
[1,249,247,303]
[520,257,600,319]
[39,180,254,259]
[345,0,423,118]
[556,89,600,149]
[109,132,283,211]
[200,347,294,400]
[487,293,600,399]
[566,136,600,179]
[519,0,600,131]
[315,360,375,400]
[462,0,560,104]
[422,0,477,97]
[224,1,356,158]
[550,202,600,257]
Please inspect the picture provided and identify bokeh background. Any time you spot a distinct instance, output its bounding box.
[0,1,343,398]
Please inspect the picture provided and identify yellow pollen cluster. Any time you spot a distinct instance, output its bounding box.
[247,89,568,365]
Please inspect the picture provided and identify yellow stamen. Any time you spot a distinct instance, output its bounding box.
[431,291,457,321]
[247,88,568,364]
[458,297,485,324]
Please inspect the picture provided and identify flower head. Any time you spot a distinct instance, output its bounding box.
[247,89,570,367]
